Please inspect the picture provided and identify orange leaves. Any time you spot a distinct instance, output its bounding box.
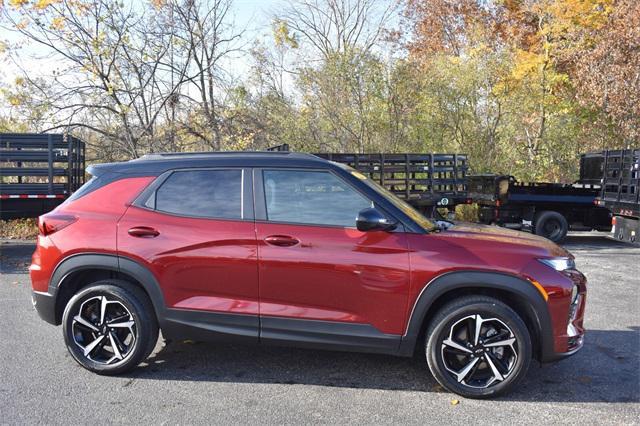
[34,0,60,10]
[545,0,613,33]
[8,0,30,7]
[404,0,497,56]
[8,0,60,9]
[273,19,299,49]
[15,18,30,29]
[511,49,546,81]
[569,0,640,141]
[50,15,65,30]
[150,0,167,10]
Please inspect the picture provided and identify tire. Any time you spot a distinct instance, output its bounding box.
[534,210,568,242]
[62,280,159,375]
[425,295,532,399]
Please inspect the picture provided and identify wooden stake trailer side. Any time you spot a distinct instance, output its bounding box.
[0,133,85,220]
[267,144,471,217]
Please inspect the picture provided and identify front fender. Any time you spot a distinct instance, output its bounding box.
[398,271,554,361]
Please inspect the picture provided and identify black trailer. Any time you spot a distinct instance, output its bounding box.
[0,133,85,220]
[267,144,470,216]
[468,153,612,242]
[595,149,640,245]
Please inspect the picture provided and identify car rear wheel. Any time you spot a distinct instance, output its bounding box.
[62,280,158,375]
[425,295,532,398]
[534,210,568,242]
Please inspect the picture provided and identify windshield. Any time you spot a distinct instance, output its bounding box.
[336,163,437,232]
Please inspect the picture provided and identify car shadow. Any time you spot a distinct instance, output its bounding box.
[127,328,640,403]
[562,234,639,252]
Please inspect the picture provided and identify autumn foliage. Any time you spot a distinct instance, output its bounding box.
[0,0,637,182]
[405,0,638,145]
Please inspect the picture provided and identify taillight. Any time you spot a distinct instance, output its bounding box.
[38,213,78,236]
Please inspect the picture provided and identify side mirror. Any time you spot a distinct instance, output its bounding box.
[356,208,397,232]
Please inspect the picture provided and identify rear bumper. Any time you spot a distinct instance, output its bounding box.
[31,290,57,325]
[611,215,639,245]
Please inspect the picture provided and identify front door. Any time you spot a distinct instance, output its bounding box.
[254,168,411,353]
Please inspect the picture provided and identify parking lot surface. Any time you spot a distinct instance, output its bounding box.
[1,234,639,424]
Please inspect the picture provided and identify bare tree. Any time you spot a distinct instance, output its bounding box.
[1,0,192,158]
[277,0,396,60]
[272,0,396,152]
[172,0,245,150]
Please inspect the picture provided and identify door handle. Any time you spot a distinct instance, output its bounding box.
[128,226,160,238]
[264,235,299,247]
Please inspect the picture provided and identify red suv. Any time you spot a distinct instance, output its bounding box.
[30,152,586,398]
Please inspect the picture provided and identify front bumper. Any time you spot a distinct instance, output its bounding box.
[541,335,584,362]
[540,268,587,362]
[31,290,57,325]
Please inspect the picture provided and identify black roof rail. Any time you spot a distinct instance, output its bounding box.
[137,150,309,161]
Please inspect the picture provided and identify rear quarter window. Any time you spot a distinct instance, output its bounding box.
[65,176,101,202]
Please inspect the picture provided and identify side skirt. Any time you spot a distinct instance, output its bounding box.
[161,309,402,356]
[162,308,259,344]
[260,316,401,355]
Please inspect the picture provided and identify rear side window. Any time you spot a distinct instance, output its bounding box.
[154,169,243,219]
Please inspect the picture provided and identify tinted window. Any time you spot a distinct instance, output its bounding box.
[66,176,101,202]
[263,170,372,227]
[155,169,242,219]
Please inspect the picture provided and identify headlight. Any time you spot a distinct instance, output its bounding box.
[538,257,576,271]
[570,284,579,304]
[568,284,581,329]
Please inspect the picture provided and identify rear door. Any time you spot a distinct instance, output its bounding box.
[254,168,411,353]
[117,168,259,341]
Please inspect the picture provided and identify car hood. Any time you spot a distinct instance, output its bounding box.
[436,222,571,258]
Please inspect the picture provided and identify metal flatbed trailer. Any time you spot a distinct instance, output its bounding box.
[595,149,640,245]
[468,153,613,242]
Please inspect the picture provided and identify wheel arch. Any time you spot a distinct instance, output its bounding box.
[49,254,166,325]
[399,271,554,362]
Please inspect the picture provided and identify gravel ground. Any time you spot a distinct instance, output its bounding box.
[1,233,639,424]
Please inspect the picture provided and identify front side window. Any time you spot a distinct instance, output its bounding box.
[263,170,372,227]
[333,162,437,232]
[155,169,242,219]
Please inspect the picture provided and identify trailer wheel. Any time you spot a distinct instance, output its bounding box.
[534,211,568,243]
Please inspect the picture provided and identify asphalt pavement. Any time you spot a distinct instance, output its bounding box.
[1,233,639,424]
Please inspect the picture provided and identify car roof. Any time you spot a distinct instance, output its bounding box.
[88,151,335,176]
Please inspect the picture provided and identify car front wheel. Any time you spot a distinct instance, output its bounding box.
[62,280,158,375]
[425,295,532,398]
